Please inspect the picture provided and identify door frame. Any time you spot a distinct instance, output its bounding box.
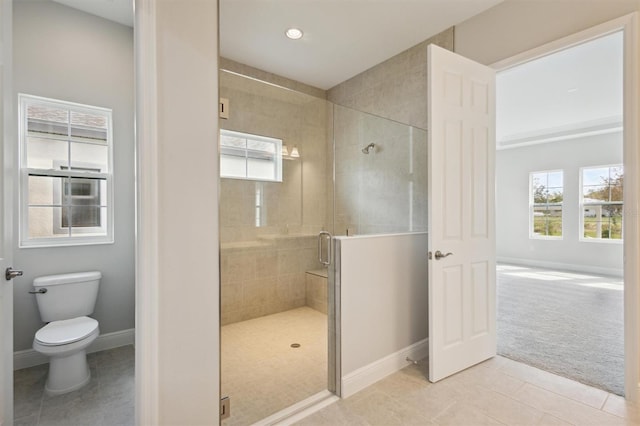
[491,13,640,402]
[135,0,221,424]
[1,0,14,423]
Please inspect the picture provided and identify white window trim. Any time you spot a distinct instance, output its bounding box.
[529,169,564,240]
[220,129,283,182]
[18,94,114,248]
[579,164,624,244]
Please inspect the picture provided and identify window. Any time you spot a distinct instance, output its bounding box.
[19,94,113,247]
[220,129,282,182]
[530,170,563,239]
[581,165,623,241]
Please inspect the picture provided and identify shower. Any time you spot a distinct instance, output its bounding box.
[362,142,376,154]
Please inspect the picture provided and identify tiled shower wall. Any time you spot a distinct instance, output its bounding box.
[327,27,454,130]
[333,108,428,236]
[219,27,454,323]
[220,236,321,325]
[219,69,330,324]
[326,28,453,236]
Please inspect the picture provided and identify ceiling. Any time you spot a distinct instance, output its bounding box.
[497,31,623,147]
[52,0,133,27]
[51,0,504,90]
[48,0,621,143]
[219,0,503,89]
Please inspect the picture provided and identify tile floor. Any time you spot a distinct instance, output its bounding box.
[13,345,134,426]
[296,355,640,426]
[13,322,640,426]
[222,307,328,426]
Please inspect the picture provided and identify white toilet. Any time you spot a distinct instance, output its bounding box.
[32,271,101,396]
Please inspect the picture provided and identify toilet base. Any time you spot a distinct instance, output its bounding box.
[44,349,91,396]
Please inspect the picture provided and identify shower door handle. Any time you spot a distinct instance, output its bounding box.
[318,231,332,266]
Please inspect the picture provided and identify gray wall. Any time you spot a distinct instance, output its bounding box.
[497,133,624,276]
[13,0,135,352]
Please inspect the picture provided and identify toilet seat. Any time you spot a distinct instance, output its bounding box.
[35,316,99,346]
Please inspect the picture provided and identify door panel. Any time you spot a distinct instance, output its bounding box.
[428,44,496,383]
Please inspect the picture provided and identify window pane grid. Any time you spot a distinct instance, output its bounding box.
[581,165,624,241]
[530,171,563,238]
[20,94,112,246]
[220,129,282,182]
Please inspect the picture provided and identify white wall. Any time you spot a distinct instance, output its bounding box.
[497,133,623,275]
[147,0,220,423]
[337,233,428,396]
[455,0,640,66]
[12,0,134,352]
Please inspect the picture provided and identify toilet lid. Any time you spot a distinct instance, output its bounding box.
[35,316,99,346]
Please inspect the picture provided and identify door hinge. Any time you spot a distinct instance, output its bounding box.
[220,396,230,420]
[219,98,229,119]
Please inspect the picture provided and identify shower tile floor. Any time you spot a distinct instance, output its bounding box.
[222,306,328,426]
[13,345,134,426]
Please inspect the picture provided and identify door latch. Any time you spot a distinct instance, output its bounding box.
[5,267,23,281]
[428,251,453,260]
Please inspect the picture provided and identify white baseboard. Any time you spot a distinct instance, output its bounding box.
[341,338,429,398]
[497,257,623,278]
[14,328,135,370]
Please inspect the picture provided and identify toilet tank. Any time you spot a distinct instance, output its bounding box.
[33,271,101,322]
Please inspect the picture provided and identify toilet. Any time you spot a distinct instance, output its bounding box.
[31,271,101,396]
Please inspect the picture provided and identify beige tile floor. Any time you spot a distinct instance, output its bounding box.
[296,355,640,426]
[222,307,328,426]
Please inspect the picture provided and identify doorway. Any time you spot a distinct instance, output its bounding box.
[495,26,626,395]
[10,1,136,424]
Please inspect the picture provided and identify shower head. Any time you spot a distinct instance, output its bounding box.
[362,143,376,154]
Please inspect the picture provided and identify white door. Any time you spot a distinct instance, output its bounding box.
[0,0,14,423]
[427,44,496,382]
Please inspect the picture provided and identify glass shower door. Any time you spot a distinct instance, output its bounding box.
[219,70,335,425]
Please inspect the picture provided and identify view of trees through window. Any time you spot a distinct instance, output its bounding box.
[582,165,623,240]
[531,171,563,238]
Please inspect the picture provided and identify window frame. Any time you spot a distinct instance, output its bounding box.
[18,94,114,248]
[529,169,564,240]
[579,164,624,244]
[219,129,283,182]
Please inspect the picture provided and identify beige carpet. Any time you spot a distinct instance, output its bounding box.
[497,264,624,395]
[221,307,328,426]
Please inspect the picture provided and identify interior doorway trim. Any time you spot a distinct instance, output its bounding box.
[134,0,160,424]
[491,13,640,402]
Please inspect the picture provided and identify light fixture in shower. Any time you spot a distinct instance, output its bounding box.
[282,144,300,160]
[362,143,376,154]
[285,28,304,40]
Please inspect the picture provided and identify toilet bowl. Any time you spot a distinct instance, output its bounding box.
[31,272,101,396]
[33,317,100,395]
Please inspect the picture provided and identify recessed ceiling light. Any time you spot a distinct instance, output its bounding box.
[285,28,303,40]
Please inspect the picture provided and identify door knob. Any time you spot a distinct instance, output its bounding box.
[5,267,24,281]
[434,250,453,260]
